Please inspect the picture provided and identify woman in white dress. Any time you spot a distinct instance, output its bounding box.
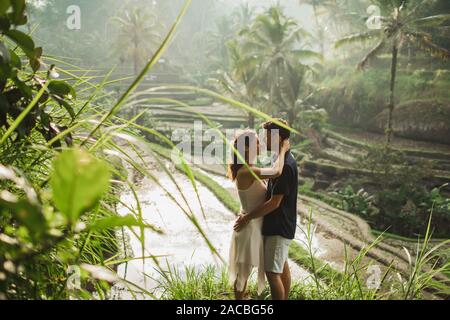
[227,130,290,299]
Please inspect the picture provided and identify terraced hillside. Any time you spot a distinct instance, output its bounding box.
[141,103,246,129]
[115,78,248,130]
[301,127,450,195]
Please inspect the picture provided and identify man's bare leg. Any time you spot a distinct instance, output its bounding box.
[266,272,285,300]
[281,262,291,300]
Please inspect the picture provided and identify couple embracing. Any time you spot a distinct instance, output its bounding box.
[228,119,298,300]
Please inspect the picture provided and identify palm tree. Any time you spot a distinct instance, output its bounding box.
[299,0,329,56]
[240,6,322,114]
[218,39,260,128]
[232,2,254,30]
[335,0,450,145]
[279,61,328,147]
[112,6,163,75]
[278,61,311,124]
[205,16,234,72]
[206,3,256,74]
[328,0,370,35]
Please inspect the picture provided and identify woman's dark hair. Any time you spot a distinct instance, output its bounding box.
[262,119,290,141]
[227,130,258,181]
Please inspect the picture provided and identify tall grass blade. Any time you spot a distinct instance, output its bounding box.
[82,0,193,145]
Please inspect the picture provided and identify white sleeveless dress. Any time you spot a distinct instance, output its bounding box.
[229,180,267,295]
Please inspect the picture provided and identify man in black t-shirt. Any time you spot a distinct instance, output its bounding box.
[234,119,298,300]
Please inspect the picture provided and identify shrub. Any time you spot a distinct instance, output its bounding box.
[331,186,376,220]
[332,146,450,238]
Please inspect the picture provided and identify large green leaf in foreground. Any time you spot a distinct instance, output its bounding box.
[51,149,111,225]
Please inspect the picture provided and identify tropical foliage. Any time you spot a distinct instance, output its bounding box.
[1,0,449,301]
[335,0,450,145]
[0,0,193,300]
[112,5,164,75]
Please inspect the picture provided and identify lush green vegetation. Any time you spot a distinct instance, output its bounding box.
[328,146,450,238]
[1,0,449,300]
[204,1,449,240]
[0,0,195,299]
[335,0,449,145]
[314,68,450,144]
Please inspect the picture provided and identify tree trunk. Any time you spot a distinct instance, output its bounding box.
[386,43,398,146]
[312,5,324,58]
[287,109,295,126]
[133,33,140,75]
[269,85,275,115]
[247,112,255,128]
[134,54,139,76]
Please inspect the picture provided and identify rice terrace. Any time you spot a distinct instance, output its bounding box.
[0,0,449,304]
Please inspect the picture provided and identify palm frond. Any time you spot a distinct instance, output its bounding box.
[407,31,450,60]
[281,27,311,48]
[334,31,380,49]
[405,0,433,20]
[83,0,192,144]
[240,39,267,55]
[358,38,387,69]
[291,49,323,62]
[216,73,248,103]
[413,14,450,27]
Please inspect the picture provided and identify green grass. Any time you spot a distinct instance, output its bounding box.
[153,214,449,300]
[156,264,234,300]
[0,0,198,300]
[155,263,316,300]
[289,241,342,285]
[300,189,342,208]
[145,107,244,121]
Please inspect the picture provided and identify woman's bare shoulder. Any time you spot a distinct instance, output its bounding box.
[236,167,256,185]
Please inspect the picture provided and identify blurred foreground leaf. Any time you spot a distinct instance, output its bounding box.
[89,214,162,234]
[51,149,111,225]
